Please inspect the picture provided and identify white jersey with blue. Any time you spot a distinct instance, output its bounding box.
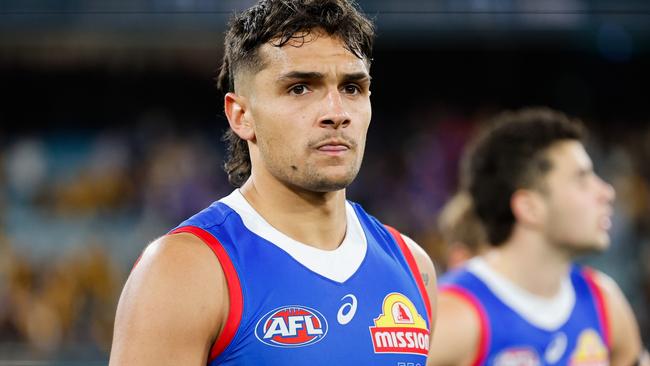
[439,257,611,366]
[170,190,432,366]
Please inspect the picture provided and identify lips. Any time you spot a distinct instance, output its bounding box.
[599,208,613,231]
[599,215,612,231]
[318,144,348,152]
[315,139,351,150]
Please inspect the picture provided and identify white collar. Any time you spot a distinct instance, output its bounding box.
[467,257,576,330]
[219,189,367,283]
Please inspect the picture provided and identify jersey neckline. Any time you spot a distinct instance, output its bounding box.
[467,257,576,330]
[219,189,368,283]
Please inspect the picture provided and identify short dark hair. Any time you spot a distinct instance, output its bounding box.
[461,107,585,246]
[217,0,375,187]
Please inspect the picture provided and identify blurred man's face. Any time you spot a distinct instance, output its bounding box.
[241,31,372,192]
[540,140,615,254]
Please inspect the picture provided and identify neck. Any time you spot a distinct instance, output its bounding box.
[484,228,572,298]
[239,172,347,251]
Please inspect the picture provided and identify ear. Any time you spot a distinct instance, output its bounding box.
[224,92,255,141]
[511,189,546,228]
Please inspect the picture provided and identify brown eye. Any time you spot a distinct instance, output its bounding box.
[289,84,309,95]
[343,84,361,95]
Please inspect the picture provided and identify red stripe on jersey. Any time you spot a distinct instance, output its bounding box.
[384,225,433,323]
[440,285,491,366]
[170,226,243,362]
[582,267,612,350]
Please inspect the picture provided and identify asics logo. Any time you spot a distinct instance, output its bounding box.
[545,332,567,364]
[337,294,358,325]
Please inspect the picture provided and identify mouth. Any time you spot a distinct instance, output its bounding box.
[598,216,612,231]
[315,138,351,149]
[598,209,613,231]
[314,139,352,156]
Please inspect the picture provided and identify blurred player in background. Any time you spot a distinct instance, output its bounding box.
[438,191,488,270]
[109,0,436,365]
[429,107,649,366]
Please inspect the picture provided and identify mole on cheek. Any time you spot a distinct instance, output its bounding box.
[291,165,298,171]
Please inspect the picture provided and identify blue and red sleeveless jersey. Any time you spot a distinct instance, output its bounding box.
[171,190,431,365]
[439,260,611,366]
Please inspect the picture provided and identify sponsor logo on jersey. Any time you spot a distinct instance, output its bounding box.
[493,347,541,366]
[369,292,429,355]
[569,329,608,366]
[255,305,328,348]
[545,332,568,364]
[337,294,358,325]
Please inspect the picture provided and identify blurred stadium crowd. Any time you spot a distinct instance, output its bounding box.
[0,123,230,360]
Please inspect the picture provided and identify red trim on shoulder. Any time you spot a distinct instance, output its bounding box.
[170,226,243,363]
[384,225,433,323]
[131,253,143,271]
[440,285,490,366]
[582,267,612,350]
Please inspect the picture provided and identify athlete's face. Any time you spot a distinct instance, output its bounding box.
[540,140,615,254]
[234,32,371,192]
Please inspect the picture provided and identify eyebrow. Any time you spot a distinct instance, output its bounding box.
[344,72,372,83]
[277,71,371,83]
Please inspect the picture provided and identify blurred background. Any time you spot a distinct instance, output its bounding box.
[1,0,650,364]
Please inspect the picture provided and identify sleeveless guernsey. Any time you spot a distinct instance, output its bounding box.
[171,190,432,365]
[440,258,611,366]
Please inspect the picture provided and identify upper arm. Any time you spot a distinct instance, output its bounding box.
[591,270,643,366]
[399,235,439,364]
[109,233,228,366]
[400,235,437,321]
[428,290,482,366]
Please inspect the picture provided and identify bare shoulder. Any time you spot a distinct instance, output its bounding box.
[398,234,441,366]
[400,234,436,287]
[110,232,228,366]
[398,234,437,320]
[588,269,634,327]
[587,269,643,366]
[588,269,620,295]
[428,289,483,366]
[127,233,227,311]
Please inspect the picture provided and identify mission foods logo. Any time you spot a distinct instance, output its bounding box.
[369,293,429,355]
[255,306,328,347]
[569,329,608,366]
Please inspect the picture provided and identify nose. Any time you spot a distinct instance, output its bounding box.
[597,176,616,204]
[318,89,350,129]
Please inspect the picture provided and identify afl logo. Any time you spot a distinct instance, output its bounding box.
[255,305,328,348]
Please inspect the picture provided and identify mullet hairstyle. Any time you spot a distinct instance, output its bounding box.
[461,107,586,246]
[216,0,375,187]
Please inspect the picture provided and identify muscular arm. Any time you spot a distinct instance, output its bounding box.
[592,271,645,366]
[427,289,482,366]
[402,238,483,366]
[399,235,439,365]
[109,233,228,366]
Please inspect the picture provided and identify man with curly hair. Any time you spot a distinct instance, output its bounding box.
[430,107,648,366]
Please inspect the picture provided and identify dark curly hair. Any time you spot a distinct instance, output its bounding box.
[216,0,375,187]
[461,107,585,246]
